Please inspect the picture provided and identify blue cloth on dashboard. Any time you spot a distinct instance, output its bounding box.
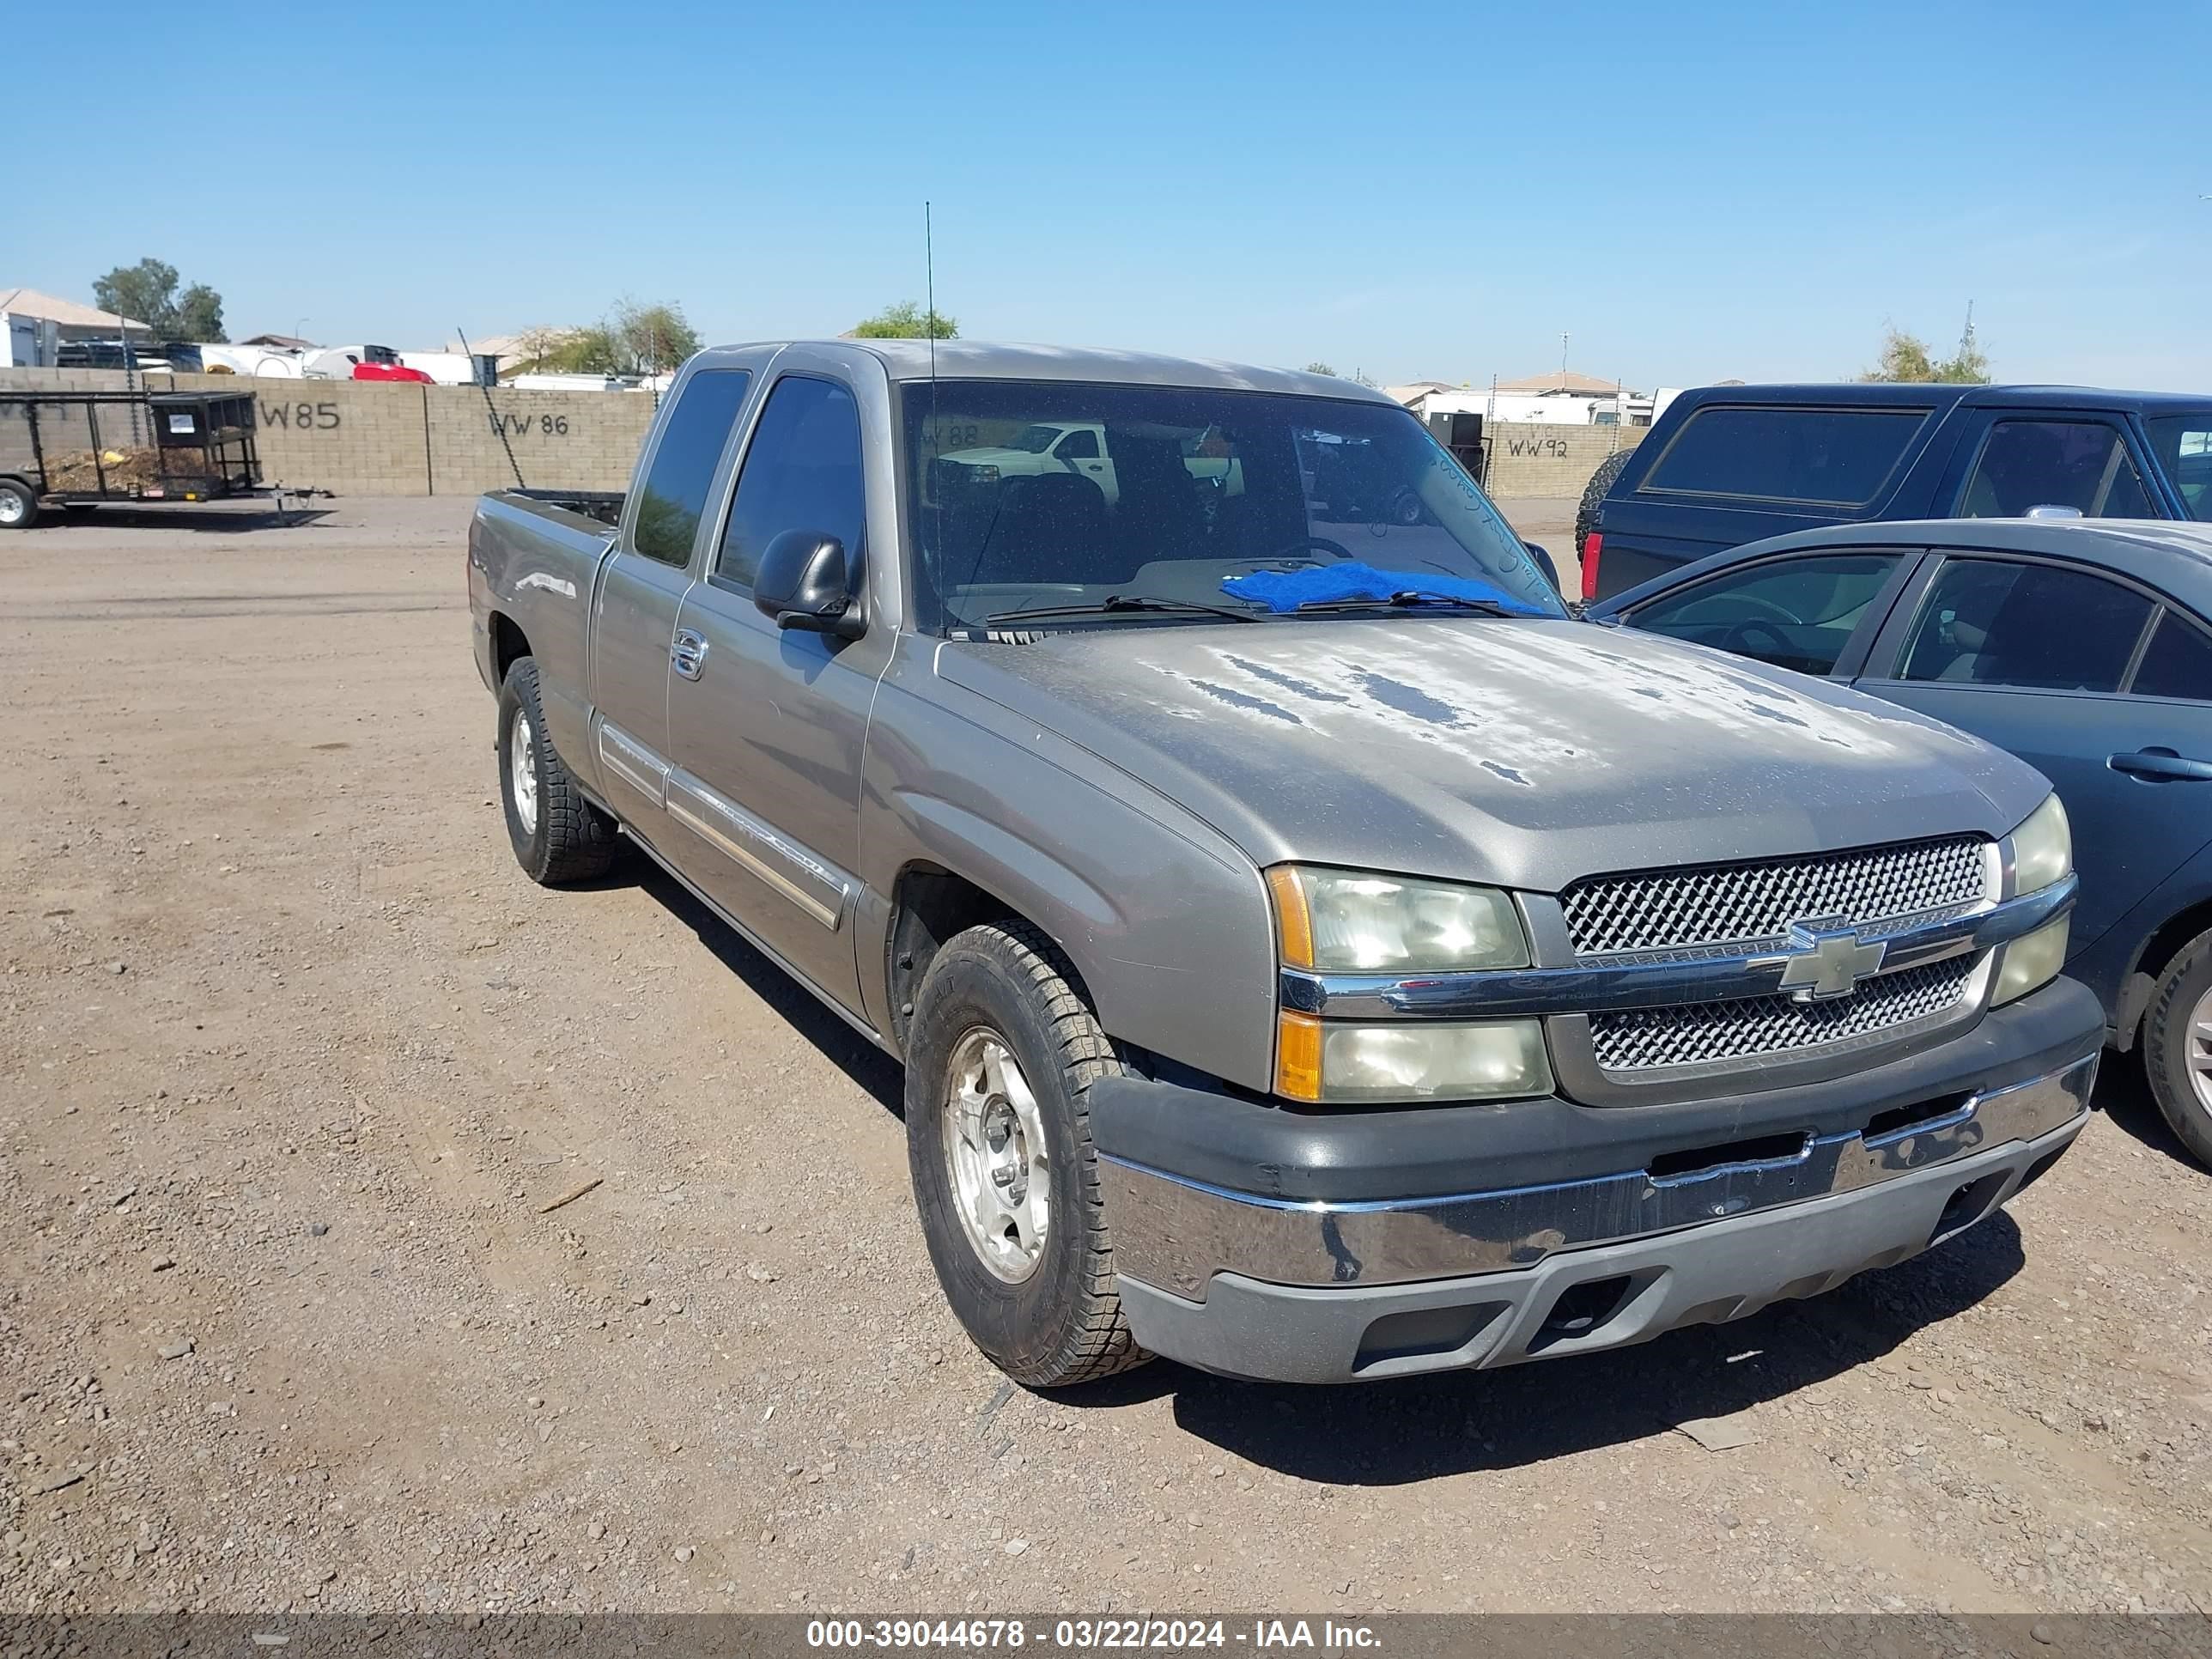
[1220,561,1546,616]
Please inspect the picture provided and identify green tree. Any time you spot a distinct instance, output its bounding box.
[1861,325,1990,385]
[850,300,957,339]
[91,258,228,342]
[1304,361,1338,377]
[613,300,702,374]
[176,283,226,343]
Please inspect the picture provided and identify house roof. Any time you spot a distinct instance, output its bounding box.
[451,328,580,359]
[239,332,313,349]
[1492,370,1622,395]
[0,287,152,333]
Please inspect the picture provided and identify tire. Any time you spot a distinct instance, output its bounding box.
[2142,926,2212,1168]
[0,478,39,530]
[1575,447,1634,556]
[905,921,1150,1389]
[496,657,618,885]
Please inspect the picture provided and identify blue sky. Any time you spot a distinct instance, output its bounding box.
[15,0,2211,390]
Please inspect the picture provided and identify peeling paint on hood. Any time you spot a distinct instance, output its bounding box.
[937,618,2051,891]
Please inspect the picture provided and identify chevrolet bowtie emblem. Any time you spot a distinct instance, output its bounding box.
[1756,918,1887,1002]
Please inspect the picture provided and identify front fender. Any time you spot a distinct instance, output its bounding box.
[857,642,1279,1092]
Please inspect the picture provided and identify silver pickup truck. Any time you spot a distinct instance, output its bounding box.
[468,342,2103,1388]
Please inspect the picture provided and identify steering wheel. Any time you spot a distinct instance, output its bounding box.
[1721,617,1796,659]
[1674,592,1798,627]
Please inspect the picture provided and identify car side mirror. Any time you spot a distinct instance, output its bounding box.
[755,528,863,638]
[1523,540,1560,592]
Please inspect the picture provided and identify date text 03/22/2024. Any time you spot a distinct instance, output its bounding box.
[804,1620,1382,1650]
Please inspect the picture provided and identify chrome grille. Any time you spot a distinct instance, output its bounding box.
[1562,836,1988,958]
[1588,957,1978,1074]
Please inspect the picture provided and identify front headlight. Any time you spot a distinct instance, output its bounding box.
[1276,1011,1553,1103]
[1994,915,2069,1006]
[1267,864,1546,1102]
[1266,865,1528,972]
[2010,793,2071,895]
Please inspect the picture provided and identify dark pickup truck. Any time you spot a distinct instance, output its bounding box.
[1582,384,2212,600]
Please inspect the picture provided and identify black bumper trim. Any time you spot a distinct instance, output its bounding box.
[1089,975,2104,1204]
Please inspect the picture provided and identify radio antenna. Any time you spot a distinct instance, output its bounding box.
[925,201,939,386]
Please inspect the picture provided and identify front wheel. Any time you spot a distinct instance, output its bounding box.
[2142,927,2212,1168]
[496,657,618,885]
[0,479,39,530]
[905,921,1150,1388]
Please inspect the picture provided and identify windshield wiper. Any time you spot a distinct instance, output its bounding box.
[1291,589,1514,617]
[981,594,1266,626]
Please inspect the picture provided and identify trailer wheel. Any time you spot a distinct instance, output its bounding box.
[0,479,38,530]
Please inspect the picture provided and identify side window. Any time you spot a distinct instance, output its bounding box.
[2144,414,2212,522]
[1897,559,2154,692]
[1641,406,1928,507]
[1055,428,1100,460]
[630,369,752,565]
[1956,421,2155,520]
[1626,553,1903,677]
[2131,611,2212,702]
[716,377,866,588]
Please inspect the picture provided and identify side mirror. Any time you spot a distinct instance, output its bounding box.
[755,528,863,638]
[1523,540,1560,592]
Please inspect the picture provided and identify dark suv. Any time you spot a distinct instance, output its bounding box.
[1582,384,2212,600]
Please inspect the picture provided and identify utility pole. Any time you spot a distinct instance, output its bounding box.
[1559,331,1570,390]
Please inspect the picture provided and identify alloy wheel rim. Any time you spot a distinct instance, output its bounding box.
[2189,985,2212,1115]
[509,709,539,836]
[943,1028,1050,1283]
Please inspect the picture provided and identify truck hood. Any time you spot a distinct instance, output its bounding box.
[940,447,1045,467]
[935,618,2050,891]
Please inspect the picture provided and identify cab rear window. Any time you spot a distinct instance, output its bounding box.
[1643,406,1929,507]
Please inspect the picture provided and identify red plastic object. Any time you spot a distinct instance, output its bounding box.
[352,362,434,383]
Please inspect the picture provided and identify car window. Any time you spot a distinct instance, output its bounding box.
[716,376,866,589]
[1641,406,1928,507]
[630,368,752,566]
[2144,414,2212,523]
[1957,420,2155,519]
[2131,611,2212,702]
[1897,559,2154,692]
[903,380,1562,635]
[1055,428,1100,460]
[1626,552,1904,677]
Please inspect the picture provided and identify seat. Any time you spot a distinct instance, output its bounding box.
[1108,436,1210,572]
[962,471,1116,587]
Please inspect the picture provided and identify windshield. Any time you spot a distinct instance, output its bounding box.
[2144,413,2212,522]
[903,380,1565,634]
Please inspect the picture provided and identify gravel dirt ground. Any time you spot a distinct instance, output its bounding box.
[2,498,2209,1619]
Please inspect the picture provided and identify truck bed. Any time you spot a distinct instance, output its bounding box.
[494,488,625,529]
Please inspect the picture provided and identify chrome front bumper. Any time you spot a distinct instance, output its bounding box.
[1101,1054,2096,1301]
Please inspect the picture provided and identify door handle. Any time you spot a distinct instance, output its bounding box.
[2107,748,2212,782]
[671,629,708,681]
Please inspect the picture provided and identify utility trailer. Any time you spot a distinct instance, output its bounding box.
[0,388,264,528]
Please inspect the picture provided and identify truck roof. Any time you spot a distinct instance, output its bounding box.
[1668,382,2212,415]
[692,340,1397,402]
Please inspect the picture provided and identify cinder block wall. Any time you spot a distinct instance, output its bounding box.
[3,368,1642,502]
[0,368,657,497]
[1483,422,1646,497]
